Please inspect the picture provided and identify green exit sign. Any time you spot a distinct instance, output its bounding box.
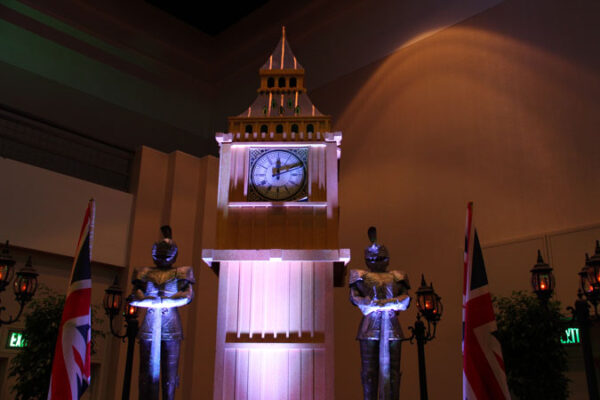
[6,330,27,349]
[561,327,580,345]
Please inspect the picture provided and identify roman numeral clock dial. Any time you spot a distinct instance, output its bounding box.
[248,148,308,201]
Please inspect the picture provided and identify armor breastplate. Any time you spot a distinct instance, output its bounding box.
[137,268,185,341]
[362,272,398,301]
[350,270,409,341]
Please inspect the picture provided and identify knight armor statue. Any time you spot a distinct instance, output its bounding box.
[350,226,411,400]
[129,225,194,400]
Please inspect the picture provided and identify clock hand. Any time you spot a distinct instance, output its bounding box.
[276,166,302,176]
[275,158,281,180]
[272,162,303,176]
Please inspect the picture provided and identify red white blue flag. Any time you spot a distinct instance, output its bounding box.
[48,199,94,400]
[463,202,511,399]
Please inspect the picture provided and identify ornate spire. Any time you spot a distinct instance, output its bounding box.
[227,27,331,137]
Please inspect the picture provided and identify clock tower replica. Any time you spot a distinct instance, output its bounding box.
[203,27,349,400]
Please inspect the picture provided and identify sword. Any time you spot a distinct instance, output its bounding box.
[150,307,162,380]
[379,310,392,399]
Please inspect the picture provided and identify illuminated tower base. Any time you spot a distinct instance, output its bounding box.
[203,250,348,399]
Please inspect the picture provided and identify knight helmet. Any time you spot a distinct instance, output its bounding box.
[364,226,389,272]
[151,225,178,267]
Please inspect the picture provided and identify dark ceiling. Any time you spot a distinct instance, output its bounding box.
[146,1,269,36]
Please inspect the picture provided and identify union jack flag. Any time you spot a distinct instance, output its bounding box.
[463,202,511,399]
[48,199,94,400]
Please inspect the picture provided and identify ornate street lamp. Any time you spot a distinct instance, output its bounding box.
[578,242,600,315]
[14,256,39,303]
[103,276,138,400]
[578,254,598,310]
[587,241,600,287]
[404,275,443,400]
[530,250,554,303]
[0,242,38,327]
[104,277,124,317]
[416,275,443,323]
[0,241,16,292]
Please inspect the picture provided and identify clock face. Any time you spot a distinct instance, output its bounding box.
[248,148,308,201]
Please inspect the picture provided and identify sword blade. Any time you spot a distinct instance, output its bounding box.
[379,311,391,399]
[150,309,162,379]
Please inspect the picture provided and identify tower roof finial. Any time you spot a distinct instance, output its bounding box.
[259,27,301,71]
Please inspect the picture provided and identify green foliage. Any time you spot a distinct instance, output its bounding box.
[8,286,104,400]
[494,291,570,400]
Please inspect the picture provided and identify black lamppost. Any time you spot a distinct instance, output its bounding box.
[573,243,600,400]
[403,275,443,400]
[103,276,139,400]
[0,241,39,327]
[531,246,600,400]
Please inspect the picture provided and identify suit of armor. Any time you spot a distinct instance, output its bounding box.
[350,227,411,400]
[130,226,194,400]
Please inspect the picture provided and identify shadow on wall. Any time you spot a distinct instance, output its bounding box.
[312,0,600,398]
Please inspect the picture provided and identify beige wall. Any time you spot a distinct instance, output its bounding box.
[303,0,600,398]
[0,157,132,266]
